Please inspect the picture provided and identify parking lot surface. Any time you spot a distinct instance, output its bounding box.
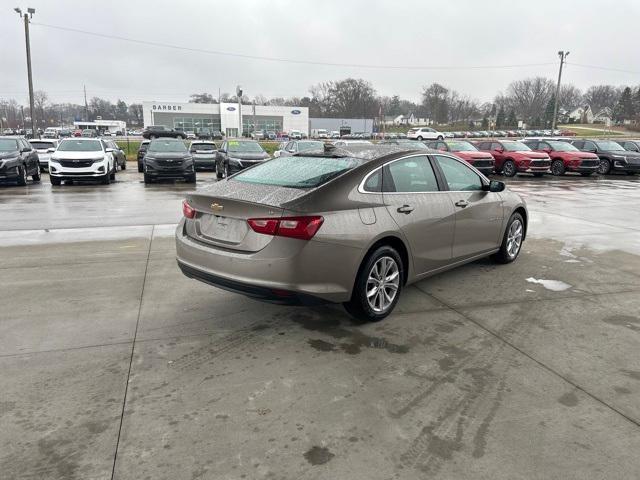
[1,170,640,479]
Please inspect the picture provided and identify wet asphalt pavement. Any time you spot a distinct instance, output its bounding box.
[1,167,640,479]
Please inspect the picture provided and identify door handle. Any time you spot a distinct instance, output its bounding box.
[397,205,414,214]
[455,200,469,208]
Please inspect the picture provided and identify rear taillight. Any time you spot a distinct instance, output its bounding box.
[247,216,324,240]
[182,200,196,219]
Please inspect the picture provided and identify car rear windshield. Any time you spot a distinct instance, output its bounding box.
[30,141,55,150]
[503,142,531,151]
[298,141,324,151]
[233,156,361,188]
[148,140,187,152]
[447,141,477,151]
[0,139,18,151]
[227,141,264,153]
[547,141,578,151]
[595,141,625,151]
[192,143,216,151]
[57,140,103,152]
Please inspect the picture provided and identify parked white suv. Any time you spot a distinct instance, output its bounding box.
[29,139,58,172]
[407,127,444,141]
[49,138,116,185]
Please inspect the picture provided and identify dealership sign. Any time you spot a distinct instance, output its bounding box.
[226,106,236,111]
[152,104,182,111]
[291,109,301,114]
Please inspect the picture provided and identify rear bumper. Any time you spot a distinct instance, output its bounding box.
[175,220,359,303]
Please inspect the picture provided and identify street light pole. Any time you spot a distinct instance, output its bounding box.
[15,7,36,138]
[551,50,569,132]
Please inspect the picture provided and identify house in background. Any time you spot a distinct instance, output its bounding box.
[568,106,594,124]
[593,107,612,125]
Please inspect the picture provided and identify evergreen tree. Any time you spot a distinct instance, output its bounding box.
[507,110,517,128]
[544,95,556,127]
[481,116,489,129]
[614,87,634,121]
[496,106,506,128]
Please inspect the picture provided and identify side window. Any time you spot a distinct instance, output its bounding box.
[477,142,489,150]
[436,142,447,151]
[362,169,382,192]
[435,155,483,191]
[584,141,596,151]
[538,142,549,150]
[383,156,439,193]
[572,141,583,149]
[626,142,639,152]
[490,142,502,150]
[525,141,537,149]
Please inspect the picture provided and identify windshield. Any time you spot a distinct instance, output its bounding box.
[503,142,531,151]
[548,141,579,152]
[30,141,56,150]
[57,139,103,152]
[596,141,625,151]
[192,143,216,151]
[0,139,19,152]
[447,141,477,151]
[297,141,324,151]
[227,141,264,153]
[148,140,187,153]
[234,156,360,188]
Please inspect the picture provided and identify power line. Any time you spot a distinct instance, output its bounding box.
[30,21,557,71]
[566,62,640,75]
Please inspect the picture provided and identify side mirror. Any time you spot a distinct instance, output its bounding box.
[483,180,505,192]
[543,148,552,153]
[47,147,56,153]
[105,148,114,153]
[495,147,504,153]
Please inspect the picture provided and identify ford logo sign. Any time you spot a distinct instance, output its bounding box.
[291,109,301,115]
[226,106,236,111]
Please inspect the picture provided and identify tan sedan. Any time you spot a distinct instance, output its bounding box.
[176,145,527,321]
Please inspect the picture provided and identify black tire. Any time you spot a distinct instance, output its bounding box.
[143,173,152,184]
[343,245,404,322]
[492,212,525,264]
[598,158,611,175]
[551,159,565,176]
[215,162,223,179]
[32,165,41,182]
[502,160,517,177]
[121,160,127,170]
[50,176,61,186]
[101,171,111,185]
[110,162,116,180]
[437,135,444,140]
[417,136,423,141]
[150,135,157,140]
[185,173,196,184]
[137,161,143,173]
[17,165,27,186]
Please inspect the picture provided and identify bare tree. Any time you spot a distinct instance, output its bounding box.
[505,77,555,122]
[559,84,583,112]
[583,85,620,112]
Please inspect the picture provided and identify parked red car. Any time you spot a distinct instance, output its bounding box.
[73,129,82,137]
[475,140,551,177]
[559,129,577,137]
[425,140,495,175]
[523,139,599,176]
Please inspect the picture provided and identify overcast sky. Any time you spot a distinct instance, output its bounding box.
[1,0,639,106]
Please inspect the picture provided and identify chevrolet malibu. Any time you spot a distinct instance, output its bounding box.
[176,145,528,321]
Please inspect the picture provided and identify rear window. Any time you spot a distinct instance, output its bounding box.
[233,156,361,189]
[30,141,55,150]
[191,143,216,151]
[227,141,264,153]
[0,139,19,152]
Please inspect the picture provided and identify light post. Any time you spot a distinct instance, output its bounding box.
[552,50,569,131]
[14,7,36,138]
[236,85,243,138]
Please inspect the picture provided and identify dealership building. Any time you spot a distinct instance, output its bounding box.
[309,117,375,135]
[142,101,309,137]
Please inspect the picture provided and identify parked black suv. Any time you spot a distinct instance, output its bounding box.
[142,125,186,140]
[214,139,270,179]
[143,138,195,184]
[137,140,150,172]
[0,137,41,185]
[569,139,640,175]
[617,140,640,153]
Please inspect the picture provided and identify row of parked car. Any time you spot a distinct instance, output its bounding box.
[2,134,640,189]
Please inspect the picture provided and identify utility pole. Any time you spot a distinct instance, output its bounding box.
[15,7,36,138]
[83,84,89,122]
[551,50,569,131]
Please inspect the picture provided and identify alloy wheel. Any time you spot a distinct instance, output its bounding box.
[506,219,523,259]
[366,256,400,313]
[503,161,516,177]
[598,159,610,175]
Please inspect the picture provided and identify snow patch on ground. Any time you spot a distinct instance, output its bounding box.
[526,277,572,292]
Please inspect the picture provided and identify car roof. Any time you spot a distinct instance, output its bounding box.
[298,143,438,161]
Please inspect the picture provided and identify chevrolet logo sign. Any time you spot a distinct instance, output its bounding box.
[211,203,224,212]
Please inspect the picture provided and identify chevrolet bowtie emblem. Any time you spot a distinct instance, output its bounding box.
[211,203,224,212]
